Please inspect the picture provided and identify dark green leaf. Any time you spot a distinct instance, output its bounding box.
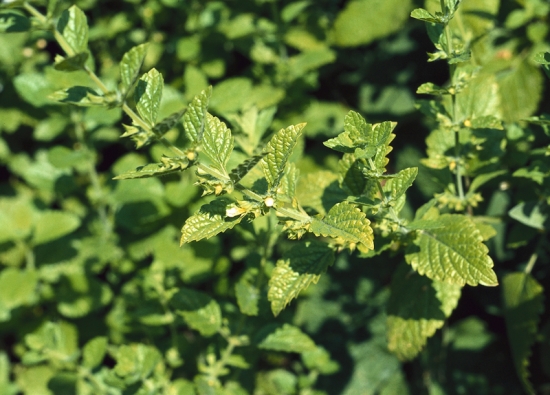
[0,10,30,32]
[53,52,89,71]
[502,272,544,395]
[387,263,462,360]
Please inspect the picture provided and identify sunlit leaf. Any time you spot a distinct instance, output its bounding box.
[171,288,222,337]
[134,68,163,127]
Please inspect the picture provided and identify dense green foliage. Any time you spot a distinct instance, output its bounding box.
[1,0,550,394]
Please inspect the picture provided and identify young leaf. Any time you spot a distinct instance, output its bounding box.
[410,8,443,24]
[268,241,334,316]
[113,156,190,180]
[387,263,462,360]
[201,113,233,175]
[180,198,244,244]
[310,201,374,252]
[183,87,212,143]
[406,214,498,286]
[502,272,544,395]
[324,110,371,153]
[134,68,163,127]
[261,123,305,193]
[120,43,148,96]
[170,288,222,337]
[383,167,418,202]
[257,324,316,353]
[57,5,88,54]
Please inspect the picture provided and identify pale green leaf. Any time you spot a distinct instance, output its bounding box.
[183,87,211,143]
[0,352,18,395]
[332,0,413,47]
[201,113,233,174]
[57,5,88,53]
[113,156,190,180]
[406,214,498,286]
[502,272,544,394]
[235,280,259,317]
[25,321,78,362]
[180,198,244,244]
[309,201,374,252]
[82,337,107,369]
[261,123,305,192]
[258,324,316,353]
[410,8,442,23]
[134,68,163,127]
[509,201,547,230]
[171,288,222,337]
[0,269,38,318]
[268,241,334,316]
[114,344,161,379]
[120,43,148,95]
[324,110,371,153]
[383,167,418,202]
[32,211,80,245]
[498,61,543,123]
[387,263,462,360]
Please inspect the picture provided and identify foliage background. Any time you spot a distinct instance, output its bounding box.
[0,0,549,394]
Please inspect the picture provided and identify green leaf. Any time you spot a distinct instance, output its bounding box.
[268,241,334,316]
[113,156,190,180]
[406,214,498,286]
[120,43,148,96]
[310,201,374,252]
[410,8,443,23]
[509,201,547,231]
[171,288,222,337]
[49,85,107,106]
[383,167,418,202]
[134,68,163,127]
[261,123,305,192]
[25,321,78,363]
[32,210,81,245]
[180,198,244,244]
[0,10,31,33]
[235,278,260,316]
[183,87,212,143]
[82,337,108,369]
[152,108,187,136]
[498,61,543,123]
[535,51,550,79]
[114,344,161,380]
[57,5,88,54]
[502,272,544,395]
[324,110,371,153]
[229,154,266,184]
[53,52,89,71]
[387,263,462,360]
[0,269,38,320]
[332,0,413,47]
[201,113,233,174]
[258,324,316,353]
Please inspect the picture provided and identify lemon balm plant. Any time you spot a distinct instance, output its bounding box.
[0,0,549,394]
